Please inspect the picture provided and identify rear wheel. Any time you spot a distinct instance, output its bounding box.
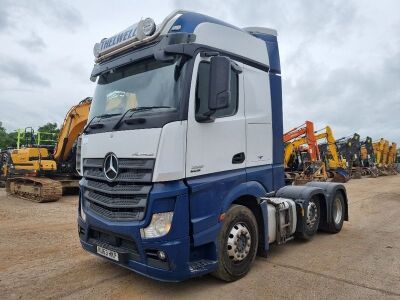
[297,197,320,240]
[326,192,345,233]
[212,205,258,282]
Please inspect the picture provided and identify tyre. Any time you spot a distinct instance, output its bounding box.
[297,197,320,240]
[212,204,258,282]
[326,192,345,233]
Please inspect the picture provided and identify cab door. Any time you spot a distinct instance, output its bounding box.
[185,54,246,240]
[186,54,246,178]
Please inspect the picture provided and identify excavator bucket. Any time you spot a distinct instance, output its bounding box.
[329,168,350,183]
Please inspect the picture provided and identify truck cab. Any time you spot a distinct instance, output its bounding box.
[78,10,348,282]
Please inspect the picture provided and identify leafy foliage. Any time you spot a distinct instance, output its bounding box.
[0,122,59,150]
[38,122,60,136]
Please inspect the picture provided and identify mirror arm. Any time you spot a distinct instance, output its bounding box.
[231,61,242,74]
[196,110,216,123]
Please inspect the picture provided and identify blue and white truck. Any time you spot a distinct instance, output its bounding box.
[77,10,349,282]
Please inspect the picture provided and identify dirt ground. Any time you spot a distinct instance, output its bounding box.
[0,176,399,300]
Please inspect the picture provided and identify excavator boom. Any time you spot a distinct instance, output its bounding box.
[53,97,92,162]
[283,121,327,184]
[283,121,320,162]
[315,126,349,182]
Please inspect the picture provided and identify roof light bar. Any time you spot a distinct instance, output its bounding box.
[93,10,186,62]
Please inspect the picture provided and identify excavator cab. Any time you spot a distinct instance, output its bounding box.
[336,133,362,179]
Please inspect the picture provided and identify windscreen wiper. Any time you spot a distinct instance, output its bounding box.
[113,106,173,129]
[83,113,121,133]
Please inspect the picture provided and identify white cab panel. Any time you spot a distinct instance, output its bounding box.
[194,23,269,67]
[243,64,273,167]
[81,128,161,159]
[186,55,246,177]
[153,121,187,182]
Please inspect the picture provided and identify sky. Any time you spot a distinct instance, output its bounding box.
[0,0,399,143]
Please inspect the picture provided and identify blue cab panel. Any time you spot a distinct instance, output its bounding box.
[249,33,281,75]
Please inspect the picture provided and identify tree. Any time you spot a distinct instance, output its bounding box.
[38,122,59,135]
[0,122,60,150]
[37,122,59,146]
[0,122,14,150]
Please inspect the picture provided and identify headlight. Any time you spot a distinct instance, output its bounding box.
[140,212,173,239]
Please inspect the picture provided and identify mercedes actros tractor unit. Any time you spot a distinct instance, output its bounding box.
[77,10,349,282]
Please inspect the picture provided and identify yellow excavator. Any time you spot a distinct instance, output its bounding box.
[373,139,398,175]
[315,126,350,182]
[1,98,91,202]
[360,136,379,177]
[388,142,397,166]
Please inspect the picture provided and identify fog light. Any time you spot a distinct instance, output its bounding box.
[157,250,167,261]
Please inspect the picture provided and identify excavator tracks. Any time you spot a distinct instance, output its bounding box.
[6,177,63,203]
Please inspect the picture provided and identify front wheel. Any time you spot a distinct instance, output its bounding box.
[212,205,258,282]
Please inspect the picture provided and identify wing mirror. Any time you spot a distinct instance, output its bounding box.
[208,56,231,111]
[196,55,242,123]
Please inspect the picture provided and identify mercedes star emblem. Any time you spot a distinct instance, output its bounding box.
[103,153,119,181]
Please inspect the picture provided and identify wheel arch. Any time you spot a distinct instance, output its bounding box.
[306,182,349,222]
[221,181,269,255]
[276,185,328,233]
[231,195,268,256]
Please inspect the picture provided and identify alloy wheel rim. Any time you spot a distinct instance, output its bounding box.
[227,223,251,262]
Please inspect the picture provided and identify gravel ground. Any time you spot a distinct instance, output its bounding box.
[0,176,399,300]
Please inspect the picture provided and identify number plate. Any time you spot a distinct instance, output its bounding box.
[97,245,119,261]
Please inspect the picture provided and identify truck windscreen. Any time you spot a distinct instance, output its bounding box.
[89,56,186,121]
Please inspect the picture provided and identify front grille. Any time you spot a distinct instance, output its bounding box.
[82,157,154,221]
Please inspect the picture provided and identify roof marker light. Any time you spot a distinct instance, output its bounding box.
[141,18,156,36]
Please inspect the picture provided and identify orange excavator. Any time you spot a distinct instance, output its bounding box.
[4,98,92,202]
[283,120,320,164]
[283,121,327,185]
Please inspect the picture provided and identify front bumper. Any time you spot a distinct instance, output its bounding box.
[78,180,218,282]
[78,216,216,282]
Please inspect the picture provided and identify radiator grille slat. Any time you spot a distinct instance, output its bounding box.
[82,157,154,221]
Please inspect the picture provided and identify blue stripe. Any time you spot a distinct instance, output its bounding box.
[269,73,285,189]
[249,33,281,74]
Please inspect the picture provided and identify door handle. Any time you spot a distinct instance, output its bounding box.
[232,152,245,164]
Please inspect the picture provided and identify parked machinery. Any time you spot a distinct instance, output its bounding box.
[360,136,379,177]
[3,98,92,202]
[336,133,362,179]
[397,149,400,173]
[372,138,396,175]
[315,126,350,182]
[387,142,398,175]
[0,128,58,184]
[283,121,328,185]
